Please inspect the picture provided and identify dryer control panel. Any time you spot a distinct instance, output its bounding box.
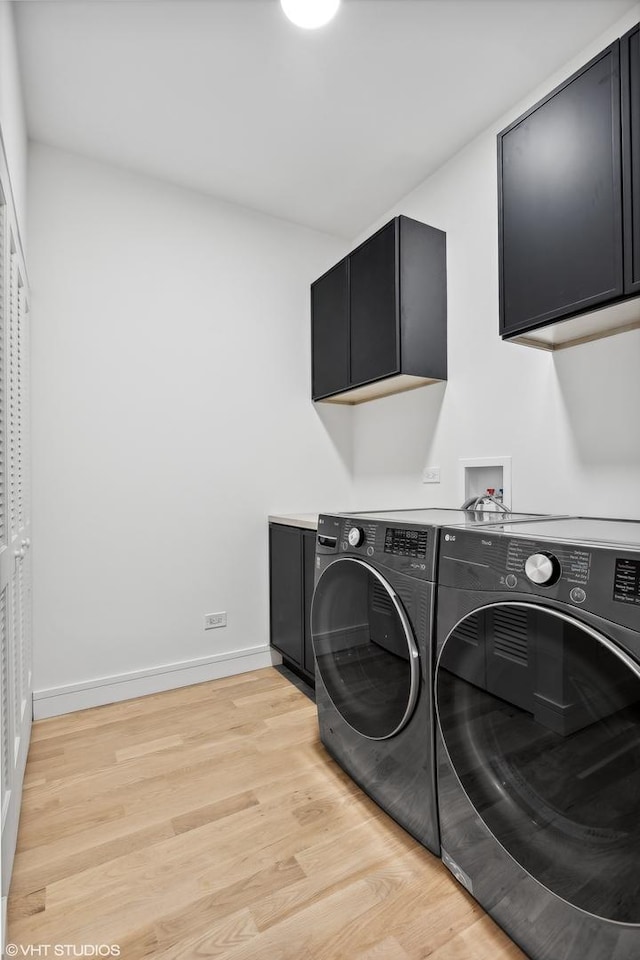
[384,527,429,559]
[438,527,640,633]
[316,515,436,581]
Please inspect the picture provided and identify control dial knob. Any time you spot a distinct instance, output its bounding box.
[525,552,561,586]
[347,526,365,548]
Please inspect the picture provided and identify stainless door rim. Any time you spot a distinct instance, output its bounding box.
[435,599,640,926]
[311,556,420,741]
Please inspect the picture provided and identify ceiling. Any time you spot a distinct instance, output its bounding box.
[14,0,638,239]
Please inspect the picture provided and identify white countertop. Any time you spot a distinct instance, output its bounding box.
[268,513,319,531]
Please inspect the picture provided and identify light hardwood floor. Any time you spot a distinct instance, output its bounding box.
[8,667,525,959]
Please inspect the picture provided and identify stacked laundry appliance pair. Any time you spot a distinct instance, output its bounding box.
[311,508,640,960]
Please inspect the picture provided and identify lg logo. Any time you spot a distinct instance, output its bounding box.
[444,534,456,542]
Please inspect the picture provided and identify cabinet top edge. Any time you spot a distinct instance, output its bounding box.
[311,215,445,287]
[497,37,622,143]
[269,514,319,531]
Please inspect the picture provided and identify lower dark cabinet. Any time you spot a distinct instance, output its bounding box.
[269,523,316,686]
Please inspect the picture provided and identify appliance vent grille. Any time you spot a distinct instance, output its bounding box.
[456,614,480,646]
[372,581,394,616]
[493,607,529,665]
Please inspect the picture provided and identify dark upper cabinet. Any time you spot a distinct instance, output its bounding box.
[622,23,640,296]
[311,215,446,404]
[349,220,398,385]
[498,42,624,344]
[311,259,349,399]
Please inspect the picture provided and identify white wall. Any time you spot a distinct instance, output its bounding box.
[0,0,27,236]
[28,143,351,714]
[351,4,640,521]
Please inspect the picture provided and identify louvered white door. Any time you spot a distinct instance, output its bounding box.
[0,184,10,871]
[0,157,32,902]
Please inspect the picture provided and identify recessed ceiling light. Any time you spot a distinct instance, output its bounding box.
[280,0,341,30]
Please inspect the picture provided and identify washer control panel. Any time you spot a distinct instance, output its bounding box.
[438,527,640,633]
[614,558,640,606]
[524,552,562,586]
[507,539,590,586]
[570,586,587,604]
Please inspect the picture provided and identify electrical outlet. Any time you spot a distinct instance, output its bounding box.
[422,466,441,484]
[204,612,227,630]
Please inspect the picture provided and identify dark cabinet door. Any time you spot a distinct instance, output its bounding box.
[269,525,303,666]
[311,259,349,400]
[622,24,640,295]
[302,531,316,678]
[349,220,399,385]
[499,42,623,337]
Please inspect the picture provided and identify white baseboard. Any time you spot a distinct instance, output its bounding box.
[33,645,281,719]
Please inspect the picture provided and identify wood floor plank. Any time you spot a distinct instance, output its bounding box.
[15,760,369,939]
[150,908,259,960]
[232,859,419,960]
[37,764,372,921]
[8,666,526,959]
[115,734,184,762]
[130,857,305,958]
[395,871,485,957]
[16,744,262,851]
[170,789,259,835]
[249,820,411,932]
[306,858,431,960]
[6,887,46,922]
[424,913,525,959]
[29,670,283,743]
[20,720,267,814]
[355,936,412,960]
[9,821,177,900]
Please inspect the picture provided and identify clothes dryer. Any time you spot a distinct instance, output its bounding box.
[435,517,640,960]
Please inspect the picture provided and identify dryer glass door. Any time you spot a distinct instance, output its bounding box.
[311,557,419,740]
[436,603,640,923]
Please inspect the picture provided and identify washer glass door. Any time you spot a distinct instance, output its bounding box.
[436,603,640,923]
[311,557,419,740]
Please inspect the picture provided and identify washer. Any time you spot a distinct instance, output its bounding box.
[311,507,546,854]
[435,517,640,960]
